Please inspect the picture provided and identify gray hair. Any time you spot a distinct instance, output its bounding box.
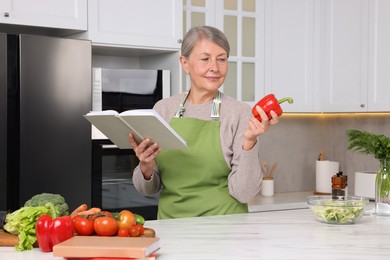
[181,26,230,58]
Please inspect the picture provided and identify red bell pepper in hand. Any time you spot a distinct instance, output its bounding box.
[35,214,74,252]
[252,94,293,122]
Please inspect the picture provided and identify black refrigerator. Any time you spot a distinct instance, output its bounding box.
[0,33,92,212]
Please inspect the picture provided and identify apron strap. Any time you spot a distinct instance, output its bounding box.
[174,91,222,121]
[210,91,222,121]
[174,91,189,118]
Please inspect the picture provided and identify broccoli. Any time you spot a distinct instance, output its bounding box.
[23,193,69,216]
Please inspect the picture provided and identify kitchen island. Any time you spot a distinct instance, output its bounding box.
[1,208,389,260]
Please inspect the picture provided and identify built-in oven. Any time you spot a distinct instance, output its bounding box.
[90,68,170,220]
[91,140,159,220]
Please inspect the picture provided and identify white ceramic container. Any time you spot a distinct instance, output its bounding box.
[354,171,376,200]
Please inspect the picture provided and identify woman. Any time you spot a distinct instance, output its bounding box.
[129,25,279,219]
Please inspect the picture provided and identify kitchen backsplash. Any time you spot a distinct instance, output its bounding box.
[258,114,390,195]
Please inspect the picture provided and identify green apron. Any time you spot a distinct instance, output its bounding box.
[155,91,248,219]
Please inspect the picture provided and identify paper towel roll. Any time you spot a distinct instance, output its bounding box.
[316,160,340,194]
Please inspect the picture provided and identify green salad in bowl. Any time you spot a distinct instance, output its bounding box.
[307,196,369,224]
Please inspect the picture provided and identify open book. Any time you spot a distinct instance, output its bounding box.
[84,109,188,150]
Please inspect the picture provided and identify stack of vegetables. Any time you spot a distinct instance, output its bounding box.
[3,193,150,253]
[70,205,147,238]
[3,193,69,251]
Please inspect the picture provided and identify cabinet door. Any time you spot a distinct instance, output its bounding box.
[183,0,317,112]
[319,0,369,112]
[264,0,318,112]
[0,0,87,30]
[87,0,182,50]
[183,0,263,103]
[367,0,390,112]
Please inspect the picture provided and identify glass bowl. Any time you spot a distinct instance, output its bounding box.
[307,195,369,224]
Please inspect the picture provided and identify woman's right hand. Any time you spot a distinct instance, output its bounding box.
[128,133,161,180]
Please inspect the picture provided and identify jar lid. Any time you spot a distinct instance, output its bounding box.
[332,172,347,186]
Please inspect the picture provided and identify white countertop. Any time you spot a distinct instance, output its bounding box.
[1,207,389,260]
[248,191,313,212]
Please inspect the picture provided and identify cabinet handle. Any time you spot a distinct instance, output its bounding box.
[102,144,118,149]
[4,12,10,17]
[360,104,366,108]
[177,39,182,43]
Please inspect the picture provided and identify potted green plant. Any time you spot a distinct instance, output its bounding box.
[347,129,390,216]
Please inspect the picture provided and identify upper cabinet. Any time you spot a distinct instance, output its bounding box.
[319,0,368,112]
[182,0,264,104]
[263,0,318,112]
[71,0,183,97]
[319,0,390,112]
[263,0,390,112]
[1,0,387,112]
[182,0,320,112]
[81,0,183,50]
[182,0,319,112]
[367,0,390,112]
[0,0,87,30]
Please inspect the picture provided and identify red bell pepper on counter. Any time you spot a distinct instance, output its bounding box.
[35,214,74,252]
[252,94,293,122]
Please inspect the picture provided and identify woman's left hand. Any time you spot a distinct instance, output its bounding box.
[243,106,279,151]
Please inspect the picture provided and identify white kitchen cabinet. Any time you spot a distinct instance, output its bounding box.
[367,0,390,112]
[182,0,264,104]
[263,0,319,112]
[0,0,87,30]
[319,0,369,112]
[319,0,390,112]
[266,0,390,112]
[72,0,183,96]
[84,0,182,50]
[266,0,390,113]
[182,0,318,112]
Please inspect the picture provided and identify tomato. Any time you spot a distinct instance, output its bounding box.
[101,211,113,217]
[133,224,144,235]
[94,216,118,236]
[117,227,129,237]
[88,214,101,221]
[72,215,82,224]
[133,214,145,225]
[128,225,140,237]
[73,216,94,236]
[117,210,136,230]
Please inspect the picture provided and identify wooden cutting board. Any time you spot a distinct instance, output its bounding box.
[0,228,155,247]
[0,229,29,247]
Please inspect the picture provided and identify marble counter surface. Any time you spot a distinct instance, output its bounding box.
[1,208,389,260]
[248,191,313,212]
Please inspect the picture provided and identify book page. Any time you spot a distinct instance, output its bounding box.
[86,110,119,116]
[119,109,188,150]
[84,114,133,149]
[84,109,188,150]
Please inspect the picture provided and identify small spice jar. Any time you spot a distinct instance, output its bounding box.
[331,171,348,199]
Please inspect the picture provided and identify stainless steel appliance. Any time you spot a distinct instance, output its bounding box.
[90,68,170,219]
[92,140,160,219]
[0,34,92,211]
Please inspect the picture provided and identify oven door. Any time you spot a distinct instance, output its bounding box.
[92,140,158,220]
